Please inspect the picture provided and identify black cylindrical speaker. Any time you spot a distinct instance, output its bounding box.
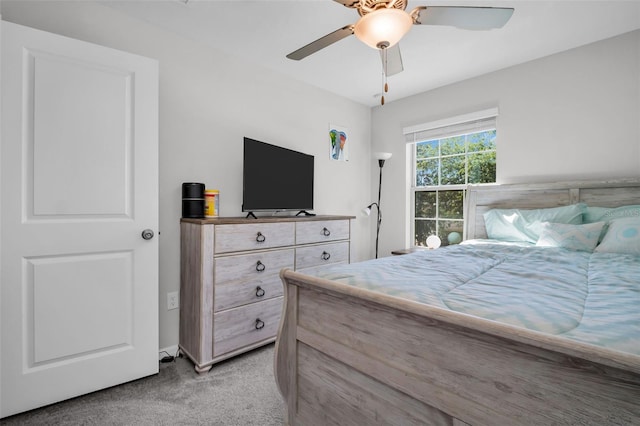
[182,182,205,218]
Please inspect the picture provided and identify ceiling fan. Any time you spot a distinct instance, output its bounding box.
[287,0,514,104]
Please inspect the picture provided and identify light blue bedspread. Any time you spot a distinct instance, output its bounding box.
[314,241,640,355]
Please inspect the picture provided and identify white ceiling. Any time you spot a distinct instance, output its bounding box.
[102,0,640,107]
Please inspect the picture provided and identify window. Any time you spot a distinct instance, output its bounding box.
[404,109,498,247]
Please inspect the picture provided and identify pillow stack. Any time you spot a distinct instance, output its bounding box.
[484,203,640,254]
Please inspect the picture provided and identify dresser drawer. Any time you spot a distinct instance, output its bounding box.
[295,241,349,270]
[213,297,282,357]
[296,220,350,245]
[215,222,295,253]
[214,249,292,311]
[215,249,293,283]
[215,275,284,312]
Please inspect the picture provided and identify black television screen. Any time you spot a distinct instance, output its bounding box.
[242,137,314,213]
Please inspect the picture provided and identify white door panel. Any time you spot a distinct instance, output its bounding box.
[32,50,131,216]
[30,252,133,363]
[1,21,159,418]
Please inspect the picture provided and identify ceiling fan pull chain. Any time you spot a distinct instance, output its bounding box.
[384,46,389,94]
[381,46,387,105]
[381,70,385,106]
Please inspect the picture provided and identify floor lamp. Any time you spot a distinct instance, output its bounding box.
[363,152,392,258]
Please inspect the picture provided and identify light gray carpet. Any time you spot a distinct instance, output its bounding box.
[1,344,285,425]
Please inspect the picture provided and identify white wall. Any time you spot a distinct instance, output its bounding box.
[371,30,640,257]
[1,1,373,350]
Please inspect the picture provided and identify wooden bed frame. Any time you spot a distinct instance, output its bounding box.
[274,179,640,425]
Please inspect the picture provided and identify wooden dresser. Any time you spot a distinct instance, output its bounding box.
[179,215,353,373]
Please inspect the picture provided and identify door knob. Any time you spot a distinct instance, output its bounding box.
[141,229,154,240]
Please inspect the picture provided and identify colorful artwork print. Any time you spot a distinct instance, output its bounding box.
[329,125,349,161]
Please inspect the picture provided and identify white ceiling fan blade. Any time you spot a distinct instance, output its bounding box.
[413,6,514,30]
[286,25,354,60]
[380,44,403,76]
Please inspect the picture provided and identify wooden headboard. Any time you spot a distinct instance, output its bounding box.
[465,179,640,240]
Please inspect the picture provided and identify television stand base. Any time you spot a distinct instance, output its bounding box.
[245,212,258,219]
[296,210,316,217]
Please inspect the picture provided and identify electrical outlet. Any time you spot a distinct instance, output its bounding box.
[167,291,179,310]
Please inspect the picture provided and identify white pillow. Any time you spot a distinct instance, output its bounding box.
[595,217,640,255]
[536,221,604,252]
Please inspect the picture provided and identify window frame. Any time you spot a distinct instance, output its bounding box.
[404,109,498,248]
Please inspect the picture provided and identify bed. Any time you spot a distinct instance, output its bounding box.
[273,180,640,425]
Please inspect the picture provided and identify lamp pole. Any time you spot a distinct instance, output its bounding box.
[374,158,386,259]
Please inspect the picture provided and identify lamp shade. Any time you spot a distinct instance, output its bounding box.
[373,152,393,161]
[353,8,413,49]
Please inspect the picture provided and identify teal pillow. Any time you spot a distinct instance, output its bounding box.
[483,209,531,242]
[595,217,640,255]
[584,205,640,223]
[483,203,585,243]
[536,222,605,252]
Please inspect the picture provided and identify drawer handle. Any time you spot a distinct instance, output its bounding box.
[256,261,266,272]
[256,286,265,297]
[322,227,331,237]
[255,318,265,330]
[256,232,266,243]
[321,251,331,261]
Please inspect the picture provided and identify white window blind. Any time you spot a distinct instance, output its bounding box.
[403,108,498,143]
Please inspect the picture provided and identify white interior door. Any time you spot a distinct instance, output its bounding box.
[1,21,159,418]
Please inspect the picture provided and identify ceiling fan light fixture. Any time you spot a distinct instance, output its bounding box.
[353,8,413,49]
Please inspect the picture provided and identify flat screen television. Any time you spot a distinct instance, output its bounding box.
[242,137,314,214]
